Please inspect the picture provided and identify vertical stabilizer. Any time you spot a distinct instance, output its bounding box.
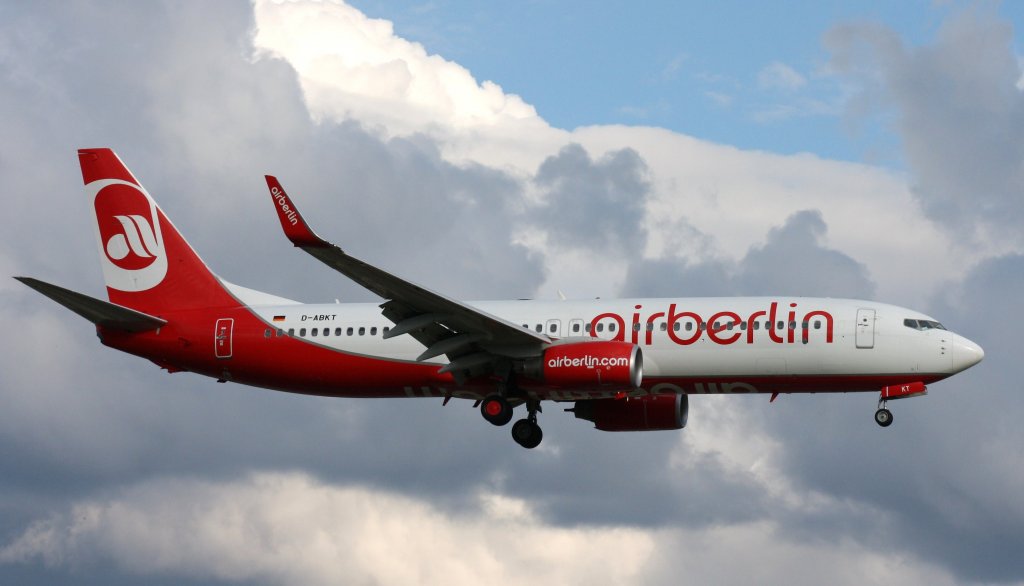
[80,148,238,313]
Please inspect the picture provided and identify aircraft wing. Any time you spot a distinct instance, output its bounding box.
[265,176,550,380]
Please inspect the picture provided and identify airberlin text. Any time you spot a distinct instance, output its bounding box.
[270,186,299,226]
[590,301,834,347]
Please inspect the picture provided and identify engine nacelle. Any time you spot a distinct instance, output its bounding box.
[571,394,688,431]
[525,341,642,388]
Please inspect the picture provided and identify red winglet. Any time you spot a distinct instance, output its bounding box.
[265,175,327,248]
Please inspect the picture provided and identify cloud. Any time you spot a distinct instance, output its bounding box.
[0,472,959,586]
[530,143,651,255]
[758,61,807,91]
[621,209,875,299]
[1,1,1022,584]
[825,5,1024,249]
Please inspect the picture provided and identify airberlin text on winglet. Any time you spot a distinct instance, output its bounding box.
[271,185,299,226]
[591,301,834,346]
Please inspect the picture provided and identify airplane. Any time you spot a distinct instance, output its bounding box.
[16,149,985,449]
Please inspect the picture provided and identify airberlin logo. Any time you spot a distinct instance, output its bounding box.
[89,179,168,292]
[271,186,299,226]
[547,355,630,369]
[590,301,835,347]
[104,214,160,269]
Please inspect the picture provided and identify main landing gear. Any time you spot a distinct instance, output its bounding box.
[479,393,544,449]
[511,401,543,449]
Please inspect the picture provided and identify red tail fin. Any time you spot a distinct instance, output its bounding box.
[80,148,238,314]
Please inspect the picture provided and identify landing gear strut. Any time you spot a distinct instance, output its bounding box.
[511,400,543,449]
[874,399,893,428]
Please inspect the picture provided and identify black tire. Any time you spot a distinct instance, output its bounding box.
[874,408,893,427]
[481,395,513,426]
[511,418,543,449]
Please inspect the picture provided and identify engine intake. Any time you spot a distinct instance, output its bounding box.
[524,341,642,388]
[571,394,688,431]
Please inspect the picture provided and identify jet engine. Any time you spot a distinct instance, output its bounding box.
[523,341,642,388]
[571,394,688,431]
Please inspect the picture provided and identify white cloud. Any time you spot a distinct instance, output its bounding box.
[0,473,655,585]
[250,0,994,307]
[0,472,956,586]
[252,0,558,173]
[758,61,807,91]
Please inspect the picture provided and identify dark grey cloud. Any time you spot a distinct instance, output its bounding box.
[531,143,651,254]
[1,1,1022,585]
[825,5,1024,243]
[622,209,876,299]
[0,4,764,579]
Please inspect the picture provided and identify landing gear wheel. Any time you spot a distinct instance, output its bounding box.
[511,418,543,449]
[874,408,893,427]
[480,394,513,426]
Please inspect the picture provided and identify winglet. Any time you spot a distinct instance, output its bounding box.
[265,175,329,248]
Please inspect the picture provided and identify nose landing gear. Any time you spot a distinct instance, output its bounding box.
[874,403,893,427]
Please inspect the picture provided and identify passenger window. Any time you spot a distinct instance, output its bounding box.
[264,329,271,338]
[609,323,617,332]
[370,327,378,335]
[740,322,747,331]
[727,322,734,331]
[311,328,318,337]
[801,321,808,329]
[335,328,342,336]
[288,328,295,336]
[777,321,784,330]
[347,327,353,336]
[700,323,706,331]
[572,323,580,333]
[597,323,604,333]
[660,322,667,332]
[299,328,306,337]
[633,323,641,332]
[675,322,682,332]
[789,321,796,330]
[585,323,592,332]
[276,329,284,337]
[383,327,390,334]
[358,327,365,336]
[535,324,542,332]
[814,321,821,330]
[753,321,760,331]
[550,323,557,333]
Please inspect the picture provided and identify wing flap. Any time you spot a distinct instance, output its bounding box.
[15,277,167,333]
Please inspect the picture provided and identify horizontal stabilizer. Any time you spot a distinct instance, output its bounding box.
[15,277,167,333]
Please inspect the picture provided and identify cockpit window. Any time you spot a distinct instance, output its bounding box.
[904,318,947,331]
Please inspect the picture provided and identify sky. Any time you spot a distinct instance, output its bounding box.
[0,0,1022,584]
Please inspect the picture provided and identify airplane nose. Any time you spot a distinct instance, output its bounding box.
[952,335,984,372]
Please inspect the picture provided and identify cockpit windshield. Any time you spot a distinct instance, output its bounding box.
[904,318,946,331]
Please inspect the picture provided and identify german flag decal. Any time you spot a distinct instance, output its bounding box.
[272,315,286,323]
